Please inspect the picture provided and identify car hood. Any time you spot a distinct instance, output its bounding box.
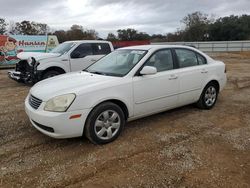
[17,52,61,61]
[30,71,120,101]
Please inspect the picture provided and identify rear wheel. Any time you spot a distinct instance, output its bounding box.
[196,82,218,109]
[84,102,125,144]
[42,70,60,80]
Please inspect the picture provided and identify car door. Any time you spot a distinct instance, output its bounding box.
[174,48,209,106]
[133,49,179,117]
[70,43,96,71]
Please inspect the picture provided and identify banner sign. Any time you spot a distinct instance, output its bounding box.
[0,35,59,66]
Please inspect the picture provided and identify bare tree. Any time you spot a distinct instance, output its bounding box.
[0,18,7,34]
[8,21,19,35]
[15,20,50,35]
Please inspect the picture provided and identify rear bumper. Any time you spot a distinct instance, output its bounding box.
[220,73,227,92]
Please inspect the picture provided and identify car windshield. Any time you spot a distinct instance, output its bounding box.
[86,49,147,77]
[50,42,76,55]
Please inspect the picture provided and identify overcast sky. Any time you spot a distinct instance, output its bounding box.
[1,0,250,37]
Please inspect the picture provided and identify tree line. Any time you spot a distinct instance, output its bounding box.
[0,12,250,43]
[166,12,250,41]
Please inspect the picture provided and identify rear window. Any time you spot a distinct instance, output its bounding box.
[197,53,207,65]
[92,43,111,55]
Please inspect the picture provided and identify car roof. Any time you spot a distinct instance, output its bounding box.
[64,40,111,43]
[119,45,196,51]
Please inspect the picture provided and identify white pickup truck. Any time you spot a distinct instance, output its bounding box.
[8,40,114,83]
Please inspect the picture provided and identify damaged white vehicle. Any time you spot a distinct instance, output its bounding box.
[8,40,114,83]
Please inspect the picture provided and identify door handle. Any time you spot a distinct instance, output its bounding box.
[90,59,96,62]
[201,69,208,73]
[169,75,178,80]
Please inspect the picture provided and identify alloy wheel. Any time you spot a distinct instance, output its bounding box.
[204,86,217,107]
[94,110,121,140]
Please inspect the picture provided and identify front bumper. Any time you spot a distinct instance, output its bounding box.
[8,70,22,82]
[8,59,43,83]
[25,96,92,138]
[8,69,43,83]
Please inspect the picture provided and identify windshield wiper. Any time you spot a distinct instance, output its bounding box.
[84,70,122,77]
[88,71,107,75]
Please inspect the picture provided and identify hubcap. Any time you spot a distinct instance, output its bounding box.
[94,110,121,140]
[204,86,217,106]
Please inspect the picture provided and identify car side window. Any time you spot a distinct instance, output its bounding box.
[175,49,198,68]
[92,43,111,55]
[144,49,174,72]
[197,53,207,65]
[71,43,93,58]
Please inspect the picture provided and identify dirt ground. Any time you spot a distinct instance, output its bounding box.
[0,52,250,188]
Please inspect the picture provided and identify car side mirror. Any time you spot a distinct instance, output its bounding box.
[71,51,81,59]
[140,66,157,75]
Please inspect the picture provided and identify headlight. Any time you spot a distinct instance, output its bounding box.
[44,94,76,112]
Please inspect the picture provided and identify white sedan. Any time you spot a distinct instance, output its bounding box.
[25,45,227,144]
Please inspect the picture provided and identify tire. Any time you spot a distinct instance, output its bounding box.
[42,70,60,80]
[84,102,125,144]
[196,82,218,110]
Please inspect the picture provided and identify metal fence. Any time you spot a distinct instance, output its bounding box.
[152,41,250,52]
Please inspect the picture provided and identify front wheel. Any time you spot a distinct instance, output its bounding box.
[84,102,125,144]
[196,83,218,109]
